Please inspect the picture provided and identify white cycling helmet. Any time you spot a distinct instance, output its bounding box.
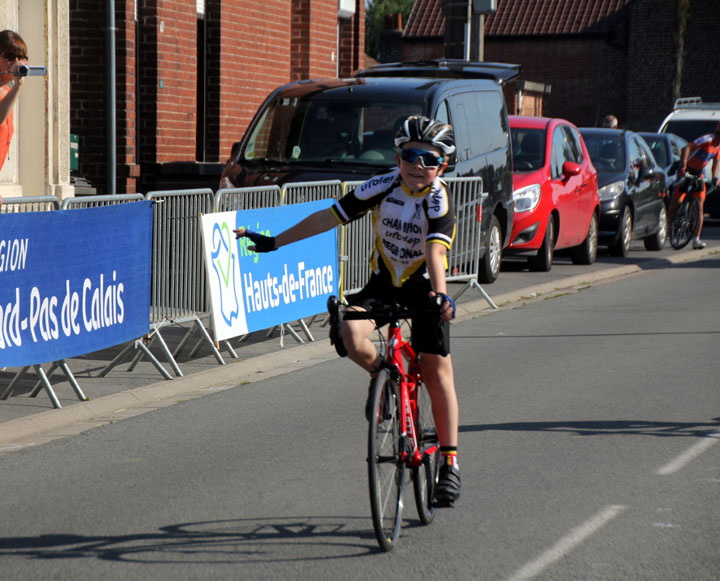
[394,115,456,156]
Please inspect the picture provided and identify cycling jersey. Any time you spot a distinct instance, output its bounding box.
[330,168,455,287]
[685,134,720,175]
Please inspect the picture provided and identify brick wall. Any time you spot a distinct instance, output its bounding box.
[485,36,627,128]
[70,0,365,193]
[403,40,443,62]
[69,0,107,193]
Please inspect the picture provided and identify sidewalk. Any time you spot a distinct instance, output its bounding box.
[1,245,716,452]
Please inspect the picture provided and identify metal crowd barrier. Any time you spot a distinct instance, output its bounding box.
[215,185,281,212]
[0,195,61,213]
[282,180,343,205]
[107,188,225,379]
[445,177,496,308]
[59,193,182,380]
[0,195,86,408]
[60,193,145,209]
[339,181,372,299]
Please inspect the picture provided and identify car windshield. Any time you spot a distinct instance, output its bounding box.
[242,94,423,166]
[663,119,719,142]
[510,127,545,171]
[582,133,625,172]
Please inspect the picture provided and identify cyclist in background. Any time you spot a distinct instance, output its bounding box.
[670,121,720,249]
[234,115,462,506]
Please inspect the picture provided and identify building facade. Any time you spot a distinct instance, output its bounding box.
[2,0,365,198]
[401,0,720,131]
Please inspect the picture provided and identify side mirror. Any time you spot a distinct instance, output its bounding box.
[562,161,582,178]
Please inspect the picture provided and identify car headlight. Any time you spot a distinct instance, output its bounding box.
[598,180,625,201]
[513,183,541,212]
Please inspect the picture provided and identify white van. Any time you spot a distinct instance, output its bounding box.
[658,97,720,142]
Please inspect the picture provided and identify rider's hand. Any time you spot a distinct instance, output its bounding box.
[677,165,686,177]
[233,228,277,252]
[712,176,719,189]
[431,291,456,322]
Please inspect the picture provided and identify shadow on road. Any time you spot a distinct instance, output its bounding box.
[0,516,384,564]
[460,418,720,438]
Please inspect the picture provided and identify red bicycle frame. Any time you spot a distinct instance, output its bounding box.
[385,320,437,468]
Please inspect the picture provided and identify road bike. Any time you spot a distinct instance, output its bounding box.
[669,174,704,249]
[327,296,441,552]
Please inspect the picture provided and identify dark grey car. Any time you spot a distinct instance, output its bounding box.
[580,128,669,256]
[220,60,519,283]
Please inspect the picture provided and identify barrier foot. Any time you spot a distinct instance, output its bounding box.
[452,279,498,310]
[172,324,196,360]
[190,317,224,365]
[58,360,88,401]
[134,339,174,380]
[32,364,62,409]
[1,366,30,400]
[30,361,60,398]
[222,340,238,359]
[153,329,183,377]
[297,319,315,342]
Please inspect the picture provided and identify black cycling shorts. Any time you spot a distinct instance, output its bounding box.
[348,272,450,356]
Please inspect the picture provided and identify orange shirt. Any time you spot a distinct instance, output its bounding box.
[0,85,13,171]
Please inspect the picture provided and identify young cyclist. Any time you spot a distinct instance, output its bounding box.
[670,122,720,249]
[234,115,461,506]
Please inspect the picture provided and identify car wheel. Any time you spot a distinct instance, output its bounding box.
[478,215,502,284]
[528,217,554,272]
[610,206,632,257]
[571,213,598,265]
[644,204,667,251]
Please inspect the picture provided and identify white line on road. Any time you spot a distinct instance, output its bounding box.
[655,432,720,475]
[505,505,627,581]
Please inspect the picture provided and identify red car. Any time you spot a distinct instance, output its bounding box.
[507,116,601,271]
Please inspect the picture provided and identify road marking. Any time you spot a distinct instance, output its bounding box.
[505,505,627,581]
[655,432,720,475]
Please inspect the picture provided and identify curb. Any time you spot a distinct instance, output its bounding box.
[0,247,715,449]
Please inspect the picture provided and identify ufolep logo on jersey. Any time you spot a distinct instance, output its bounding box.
[201,200,338,341]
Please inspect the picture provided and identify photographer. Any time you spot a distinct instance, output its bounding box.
[0,29,28,176]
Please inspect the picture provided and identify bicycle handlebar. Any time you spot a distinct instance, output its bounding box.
[338,297,444,322]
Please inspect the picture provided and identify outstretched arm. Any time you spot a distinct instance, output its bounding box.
[233,207,338,251]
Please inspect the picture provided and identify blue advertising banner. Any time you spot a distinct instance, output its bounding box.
[200,200,338,341]
[0,202,153,368]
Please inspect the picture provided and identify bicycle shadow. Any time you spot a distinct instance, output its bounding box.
[0,516,389,564]
[460,418,720,438]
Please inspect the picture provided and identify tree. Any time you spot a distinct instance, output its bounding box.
[365,0,416,59]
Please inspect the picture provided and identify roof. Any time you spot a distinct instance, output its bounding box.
[404,0,633,39]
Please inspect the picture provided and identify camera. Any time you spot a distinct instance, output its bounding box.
[16,64,46,77]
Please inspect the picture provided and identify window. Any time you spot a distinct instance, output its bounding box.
[550,127,569,179]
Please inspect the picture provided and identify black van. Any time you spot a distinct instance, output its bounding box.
[220,60,520,283]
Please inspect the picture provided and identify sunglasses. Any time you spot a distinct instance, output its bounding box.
[3,52,28,62]
[399,148,444,168]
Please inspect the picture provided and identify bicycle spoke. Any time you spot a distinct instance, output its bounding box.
[368,371,405,551]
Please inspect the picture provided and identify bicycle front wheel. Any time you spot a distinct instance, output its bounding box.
[413,380,440,525]
[670,197,700,249]
[367,369,405,552]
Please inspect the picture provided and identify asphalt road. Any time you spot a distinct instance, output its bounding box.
[0,229,717,579]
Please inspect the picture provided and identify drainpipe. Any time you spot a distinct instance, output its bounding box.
[106,0,117,196]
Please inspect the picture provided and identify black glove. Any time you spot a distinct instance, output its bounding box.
[243,230,277,253]
[434,292,456,319]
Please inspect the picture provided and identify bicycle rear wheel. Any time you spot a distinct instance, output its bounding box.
[367,368,405,552]
[669,197,700,249]
[412,380,440,525]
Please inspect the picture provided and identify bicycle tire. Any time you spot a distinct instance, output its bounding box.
[367,369,405,551]
[669,197,700,250]
[412,380,440,525]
